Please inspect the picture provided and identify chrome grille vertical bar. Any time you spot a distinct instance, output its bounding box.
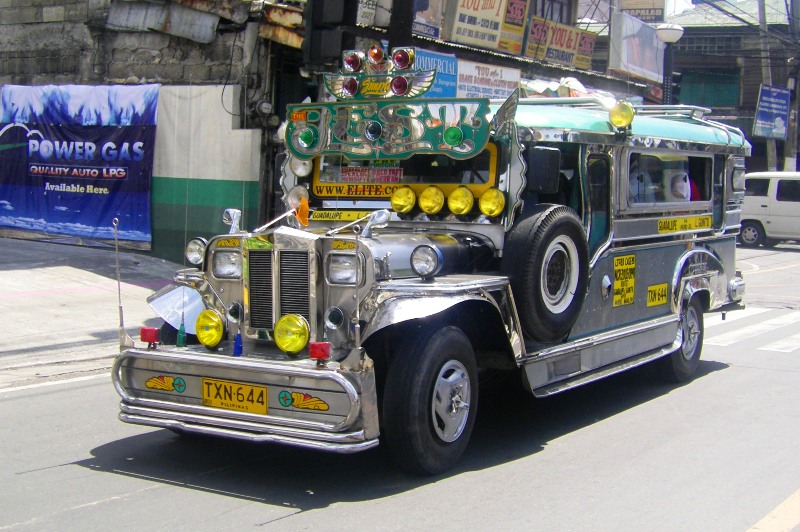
[248,250,273,329]
[279,251,311,320]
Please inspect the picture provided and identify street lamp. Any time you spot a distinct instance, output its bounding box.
[656,23,684,105]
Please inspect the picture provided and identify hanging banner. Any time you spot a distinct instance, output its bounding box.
[456,60,520,99]
[752,84,791,140]
[443,0,507,51]
[608,11,664,83]
[0,84,159,249]
[499,0,531,55]
[524,16,596,70]
[416,48,458,97]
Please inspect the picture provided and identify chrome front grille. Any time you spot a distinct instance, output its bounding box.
[247,249,311,331]
[248,250,273,329]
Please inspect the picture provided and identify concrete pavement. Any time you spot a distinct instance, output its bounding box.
[0,237,181,389]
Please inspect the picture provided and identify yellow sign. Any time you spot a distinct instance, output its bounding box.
[311,210,372,222]
[216,238,240,248]
[525,16,596,70]
[613,254,636,307]
[657,215,712,234]
[647,283,668,307]
[332,239,357,250]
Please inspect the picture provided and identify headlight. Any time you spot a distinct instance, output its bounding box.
[289,156,313,177]
[196,309,224,348]
[448,186,474,215]
[185,238,208,265]
[411,245,443,279]
[274,314,310,353]
[419,186,445,215]
[327,253,361,285]
[391,186,416,213]
[479,188,506,217]
[212,250,242,279]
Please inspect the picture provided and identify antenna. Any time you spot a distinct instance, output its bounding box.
[113,218,135,350]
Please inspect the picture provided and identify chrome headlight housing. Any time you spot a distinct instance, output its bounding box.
[185,237,208,265]
[411,245,443,279]
[327,253,362,285]
[212,250,242,279]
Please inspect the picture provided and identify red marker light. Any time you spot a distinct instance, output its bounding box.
[309,341,331,361]
[392,49,412,70]
[343,52,362,72]
[140,327,159,348]
[343,77,359,97]
[391,75,409,96]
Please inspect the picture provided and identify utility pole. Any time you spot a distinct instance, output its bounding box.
[758,0,777,170]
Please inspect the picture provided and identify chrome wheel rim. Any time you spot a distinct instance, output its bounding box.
[431,360,471,443]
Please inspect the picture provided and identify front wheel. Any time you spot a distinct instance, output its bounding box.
[382,326,478,475]
[657,297,704,383]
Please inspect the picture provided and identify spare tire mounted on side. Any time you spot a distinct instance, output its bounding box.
[504,204,590,343]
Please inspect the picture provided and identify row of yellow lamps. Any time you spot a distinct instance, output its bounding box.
[391,184,506,217]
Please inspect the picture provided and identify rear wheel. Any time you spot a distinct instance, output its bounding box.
[739,221,765,247]
[382,326,478,475]
[657,296,704,383]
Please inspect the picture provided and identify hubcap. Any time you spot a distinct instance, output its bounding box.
[541,235,580,313]
[431,360,471,443]
[681,306,700,360]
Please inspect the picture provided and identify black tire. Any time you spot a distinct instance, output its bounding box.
[739,221,765,247]
[657,296,704,383]
[382,326,478,475]
[504,205,590,342]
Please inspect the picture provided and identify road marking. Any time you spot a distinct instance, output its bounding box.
[705,312,800,347]
[0,373,108,394]
[748,489,800,531]
[705,307,770,329]
[757,331,800,353]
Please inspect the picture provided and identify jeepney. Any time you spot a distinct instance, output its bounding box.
[112,46,749,475]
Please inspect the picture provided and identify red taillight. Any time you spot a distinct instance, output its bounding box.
[308,341,331,361]
[343,51,362,72]
[140,327,159,348]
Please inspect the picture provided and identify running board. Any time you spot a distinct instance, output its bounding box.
[529,333,682,398]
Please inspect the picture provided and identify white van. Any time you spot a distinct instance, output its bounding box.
[740,172,800,247]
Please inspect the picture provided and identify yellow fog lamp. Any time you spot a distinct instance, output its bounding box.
[448,186,475,215]
[609,101,635,129]
[419,186,445,215]
[196,309,224,349]
[391,186,417,213]
[274,314,310,354]
[479,188,506,217]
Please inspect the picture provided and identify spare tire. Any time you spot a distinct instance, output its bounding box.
[503,205,589,342]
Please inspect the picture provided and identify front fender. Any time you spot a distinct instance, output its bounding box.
[359,275,523,359]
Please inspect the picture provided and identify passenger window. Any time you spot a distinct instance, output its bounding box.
[628,153,709,205]
[745,178,770,197]
[776,180,800,202]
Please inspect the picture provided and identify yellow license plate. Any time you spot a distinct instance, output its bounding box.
[201,378,268,415]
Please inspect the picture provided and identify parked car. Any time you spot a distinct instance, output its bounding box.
[740,171,800,247]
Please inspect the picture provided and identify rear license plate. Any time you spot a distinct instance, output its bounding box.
[201,378,268,415]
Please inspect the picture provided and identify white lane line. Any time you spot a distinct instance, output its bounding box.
[747,489,800,532]
[757,331,800,353]
[0,373,108,394]
[705,307,771,329]
[705,312,800,347]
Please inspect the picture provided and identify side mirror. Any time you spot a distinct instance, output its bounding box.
[223,208,242,234]
[361,209,391,238]
[525,146,561,195]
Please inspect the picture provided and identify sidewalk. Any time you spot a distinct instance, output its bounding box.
[0,237,181,389]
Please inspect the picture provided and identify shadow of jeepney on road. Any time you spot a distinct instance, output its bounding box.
[78,359,727,512]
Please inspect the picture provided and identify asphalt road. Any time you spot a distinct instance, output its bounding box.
[1,238,800,531]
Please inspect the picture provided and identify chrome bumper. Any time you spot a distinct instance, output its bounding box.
[112,347,380,453]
